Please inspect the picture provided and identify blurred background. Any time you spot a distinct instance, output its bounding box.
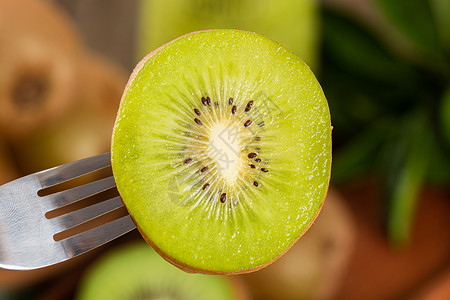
[0,0,449,299]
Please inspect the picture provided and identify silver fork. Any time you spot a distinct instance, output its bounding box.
[0,152,136,270]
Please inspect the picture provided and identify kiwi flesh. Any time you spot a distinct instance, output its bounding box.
[112,30,332,274]
[76,242,240,300]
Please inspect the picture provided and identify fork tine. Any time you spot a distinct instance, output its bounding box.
[51,196,125,231]
[58,215,136,259]
[37,152,111,188]
[46,176,116,209]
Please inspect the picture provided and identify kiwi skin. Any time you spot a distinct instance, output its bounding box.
[11,53,126,175]
[0,0,128,289]
[112,29,332,275]
[0,0,86,140]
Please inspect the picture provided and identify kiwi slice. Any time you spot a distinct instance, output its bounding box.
[77,242,240,300]
[112,30,332,274]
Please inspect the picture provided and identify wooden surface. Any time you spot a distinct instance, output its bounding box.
[335,180,450,300]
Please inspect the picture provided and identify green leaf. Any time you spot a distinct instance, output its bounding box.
[374,0,440,58]
[427,86,450,184]
[440,86,450,145]
[331,119,390,183]
[322,10,418,85]
[429,0,450,55]
[386,111,431,246]
[426,136,450,184]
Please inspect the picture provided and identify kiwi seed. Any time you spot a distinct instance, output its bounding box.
[248,153,257,158]
[244,101,253,112]
[220,193,227,203]
[174,94,271,206]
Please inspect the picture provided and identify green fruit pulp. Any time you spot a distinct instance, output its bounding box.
[112,30,331,272]
[77,242,235,300]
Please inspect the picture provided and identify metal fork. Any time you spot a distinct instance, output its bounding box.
[0,153,136,270]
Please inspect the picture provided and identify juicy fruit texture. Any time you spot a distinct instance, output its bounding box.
[77,242,236,300]
[112,30,331,273]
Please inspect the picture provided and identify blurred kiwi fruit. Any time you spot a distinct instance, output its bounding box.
[0,138,18,185]
[0,0,86,140]
[0,0,126,290]
[77,242,248,300]
[238,189,355,300]
[11,53,126,174]
[138,0,320,70]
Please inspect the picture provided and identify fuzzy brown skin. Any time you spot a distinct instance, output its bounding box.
[11,52,126,175]
[0,0,87,140]
[112,29,332,275]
